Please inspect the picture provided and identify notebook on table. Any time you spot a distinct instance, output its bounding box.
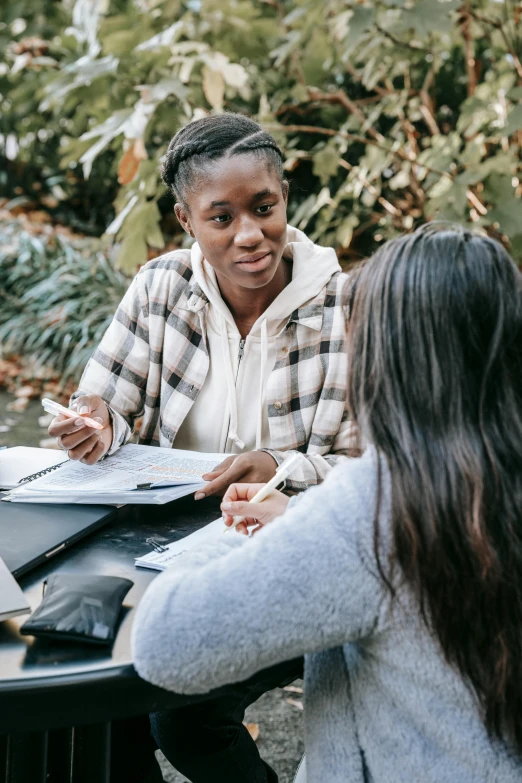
[4,444,222,506]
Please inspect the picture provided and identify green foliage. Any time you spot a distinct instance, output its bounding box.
[0,219,128,381]
[1,0,521,268]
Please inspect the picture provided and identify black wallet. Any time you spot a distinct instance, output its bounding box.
[20,574,133,646]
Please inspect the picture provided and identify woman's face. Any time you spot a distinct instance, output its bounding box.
[175,154,288,291]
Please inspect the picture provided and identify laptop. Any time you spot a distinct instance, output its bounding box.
[0,496,117,577]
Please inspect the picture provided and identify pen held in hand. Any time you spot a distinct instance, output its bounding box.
[41,398,104,431]
[223,453,301,533]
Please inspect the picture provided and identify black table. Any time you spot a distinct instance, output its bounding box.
[0,495,222,783]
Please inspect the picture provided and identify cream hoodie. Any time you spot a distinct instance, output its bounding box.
[175,226,341,454]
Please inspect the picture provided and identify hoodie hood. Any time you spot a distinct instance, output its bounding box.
[186,226,341,452]
[190,225,341,335]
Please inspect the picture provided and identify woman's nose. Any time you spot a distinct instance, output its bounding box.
[234,216,264,247]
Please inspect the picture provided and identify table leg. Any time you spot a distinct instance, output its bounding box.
[0,735,7,783]
[5,732,48,783]
[47,728,74,783]
[72,723,111,783]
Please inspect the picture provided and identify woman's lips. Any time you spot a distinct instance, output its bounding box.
[235,251,272,272]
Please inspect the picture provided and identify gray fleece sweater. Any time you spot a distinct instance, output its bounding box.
[132,449,522,783]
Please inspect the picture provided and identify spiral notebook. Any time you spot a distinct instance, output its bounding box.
[0,447,68,491]
[4,444,222,506]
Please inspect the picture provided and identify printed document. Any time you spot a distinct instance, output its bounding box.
[135,517,225,571]
[4,444,223,505]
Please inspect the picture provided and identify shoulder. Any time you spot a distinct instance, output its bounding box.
[324,269,353,308]
[138,249,193,281]
[134,249,194,305]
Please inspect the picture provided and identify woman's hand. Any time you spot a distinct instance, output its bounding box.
[47,394,113,465]
[220,483,290,535]
[195,451,278,499]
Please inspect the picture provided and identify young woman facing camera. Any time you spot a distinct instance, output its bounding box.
[48,113,353,498]
[134,226,522,783]
[47,113,353,783]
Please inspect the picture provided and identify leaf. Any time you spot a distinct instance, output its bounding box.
[243,722,260,742]
[484,175,522,238]
[312,146,341,186]
[286,698,304,711]
[504,104,522,137]
[202,66,224,109]
[117,140,147,186]
[395,0,460,39]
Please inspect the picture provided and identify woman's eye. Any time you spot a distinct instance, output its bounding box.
[256,204,273,214]
[212,214,231,224]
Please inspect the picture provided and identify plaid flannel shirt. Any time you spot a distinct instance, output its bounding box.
[74,250,355,492]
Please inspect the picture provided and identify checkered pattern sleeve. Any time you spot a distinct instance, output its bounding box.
[71,273,149,454]
[263,410,359,492]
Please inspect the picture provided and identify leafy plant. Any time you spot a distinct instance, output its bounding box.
[0,218,128,383]
[1,0,521,269]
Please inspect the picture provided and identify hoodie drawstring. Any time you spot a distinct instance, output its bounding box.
[220,314,269,452]
[256,318,268,450]
[220,315,245,451]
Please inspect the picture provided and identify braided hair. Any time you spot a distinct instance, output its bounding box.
[162,113,285,203]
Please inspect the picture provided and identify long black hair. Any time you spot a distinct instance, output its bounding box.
[348,224,522,750]
[162,113,284,203]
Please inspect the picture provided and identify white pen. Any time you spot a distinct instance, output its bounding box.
[223,452,301,533]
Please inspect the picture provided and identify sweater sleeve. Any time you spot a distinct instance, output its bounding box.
[71,274,149,454]
[131,451,388,694]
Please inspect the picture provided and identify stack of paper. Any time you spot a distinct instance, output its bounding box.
[135,517,225,571]
[4,444,222,506]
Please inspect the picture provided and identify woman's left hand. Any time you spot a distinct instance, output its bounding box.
[195,451,278,499]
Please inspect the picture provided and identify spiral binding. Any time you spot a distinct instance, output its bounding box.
[18,460,68,486]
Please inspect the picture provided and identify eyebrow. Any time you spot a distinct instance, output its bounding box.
[206,189,276,210]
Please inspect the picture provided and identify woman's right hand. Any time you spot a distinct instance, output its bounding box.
[47,394,113,465]
[221,483,290,535]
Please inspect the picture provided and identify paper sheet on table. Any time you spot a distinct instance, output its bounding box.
[7,444,222,494]
[135,517,225,571]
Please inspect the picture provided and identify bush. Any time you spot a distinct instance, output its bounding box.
[1,0,521,271]
[0,216,128,382]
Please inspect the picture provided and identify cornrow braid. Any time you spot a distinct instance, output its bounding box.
[162,113,285,203]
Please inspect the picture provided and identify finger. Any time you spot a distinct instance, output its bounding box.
[197,461,248,499]
[80,438,108,465]
[221,500,269,520]
[67,432,102,461]
[222,512,258,527]
[75,394,102,416]
[202,457,236,481]
[48,415,88,438]
[235,521,250,536]
[222,483,265,505]
[59,426,99,450]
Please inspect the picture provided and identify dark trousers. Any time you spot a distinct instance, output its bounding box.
[110,657,303,783]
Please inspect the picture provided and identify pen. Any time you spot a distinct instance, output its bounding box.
[223,452,301,533]
[41,398,104,431]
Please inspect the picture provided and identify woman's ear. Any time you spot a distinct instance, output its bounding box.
[282,179,289,205]
[174,203,194,238]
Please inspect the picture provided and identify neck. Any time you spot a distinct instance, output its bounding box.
[216,260,291,338]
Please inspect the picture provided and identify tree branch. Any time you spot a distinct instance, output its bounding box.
[461,1,477,97]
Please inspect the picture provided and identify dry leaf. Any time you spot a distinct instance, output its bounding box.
[283,685,303,694]
[243,722,260,742]
[286,698,304,711]
[7,398,29,412]
[15,385,35,398]
[202,66,224,109]
[117,140,147,186]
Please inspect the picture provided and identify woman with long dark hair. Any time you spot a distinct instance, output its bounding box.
[133,224,522,781]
